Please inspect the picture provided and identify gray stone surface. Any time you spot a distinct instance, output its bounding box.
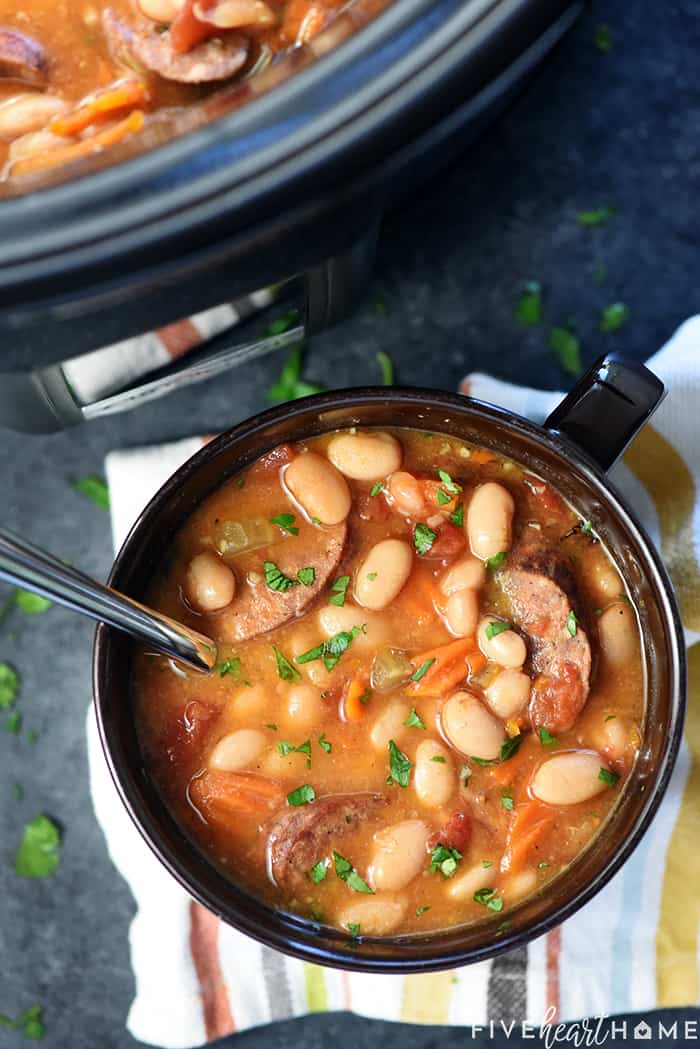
[1,0,698,1046]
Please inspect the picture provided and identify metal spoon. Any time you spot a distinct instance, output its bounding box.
[0,529,217,673]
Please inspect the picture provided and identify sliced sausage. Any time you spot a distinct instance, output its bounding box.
[214,520,347,641]
[102,8,248,83]
[500,538,592,732]
[0,28,48,86]
[267,792,388,892]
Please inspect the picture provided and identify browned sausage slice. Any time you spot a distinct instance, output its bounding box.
[268,792,388,892]
[102,8,248,83]
[213,521,347,642]
[0,28,48,86]
[500,538,592,733]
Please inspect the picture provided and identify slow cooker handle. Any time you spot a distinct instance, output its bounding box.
[544,353,666,472]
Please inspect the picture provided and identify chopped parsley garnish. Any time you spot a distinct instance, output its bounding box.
[311,517,322,526]
[347,922,361,938]
[376,350,394,386]
[0,662,19,708]
[429,843,462,879]
[297,567,316,586]
[431,756,447,764]
[567,610,578,637]
[600,302,630,333]
[539,728,558,746]
[515,281,542,326]
[309,860,327,884]
[404,707,425,729]
[15,816,61,878]
[333,851,374,893]
[577,205,614,226]
[436,488,451,506]
[74,475,110,510]
[296,624,366,672]
[411,657,435,682]
[318,734,332,753]
[482,860,493,869]
[415,906,431,916]
[501,790,515,811]
[469,755,499,767]
[413,524,437,555]
[219,657,241,678]
[366,572,378,582]
[264,560,299,592]
[549,326,582,377]
[328,575,350,607]
[485,551,507,570]
[266,346,324,403]
[278,739,311,766]
[473,887,503,912]
[235,477,245,489]
[438,470,462,495]
[599,767,620,787]
[450,504,464,528]
[15,591,51,614]
[605,714,616,722]
[500,735,523,761]
[0,1005,45,1040]
[271,513,299,536]
[272,645,301,683]
[387,739,412,788]
[264,723,278,730]
[581,519,593,536]
[370,482,385,497]
[594,23,613,52]
[286,784,315,807]
[538,861,550,869]
[485,619,510,641]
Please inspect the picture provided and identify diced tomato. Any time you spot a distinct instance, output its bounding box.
[427,522,466,561]
[428,811,471,853]
[523,474,566,517]
[529,661,585,734]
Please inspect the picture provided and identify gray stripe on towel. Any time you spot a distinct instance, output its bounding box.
[262,946,294,1021]
[487,945,528,1023]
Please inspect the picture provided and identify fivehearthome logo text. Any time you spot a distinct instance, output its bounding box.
[467,1009,699,1043]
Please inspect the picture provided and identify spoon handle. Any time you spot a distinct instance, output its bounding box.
[0,529,217,673]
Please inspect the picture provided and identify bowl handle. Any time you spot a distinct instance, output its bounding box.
[544,353,666,472]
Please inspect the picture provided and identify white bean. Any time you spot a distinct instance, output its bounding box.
[336,896,407,936]
[446,863,494,901]
[441,691,505,760]
[185,551,235,612]
[440,557,486,595]
[137,0,182,20]
[531,750,609,806]
[370,702,410,752]
[387,471,425,517]
[467,482,514,561]
[414,739,456,806]
[0,94,66,138]
[327,431,402,481]
[231,684,268,720]
[597,602,639,667]
[286,685,323,728]
[369,819,430,891]
[478,616,527,669]
[209,729,266,771]
[505,868,538,902]
[444,588,479,637]
[284,451,351,525]
[588,556,624,601]
[354,539,413,611]
[484,669,531,719]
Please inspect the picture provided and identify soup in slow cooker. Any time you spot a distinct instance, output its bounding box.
[134,427,644,938]
[0,0,348,177]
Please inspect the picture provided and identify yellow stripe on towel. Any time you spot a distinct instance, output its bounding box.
[400,972,455,1024]
[303,964,328,1012]
[656,641,700,1005]
[624,425,700,630]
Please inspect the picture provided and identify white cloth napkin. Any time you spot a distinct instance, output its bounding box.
[88,317,700,1048]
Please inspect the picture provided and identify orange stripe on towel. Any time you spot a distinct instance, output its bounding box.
[545,926,562,1021]
[189,901,236,1039]
[157,319,203,359]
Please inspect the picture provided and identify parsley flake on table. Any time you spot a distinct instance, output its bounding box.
[387,739,412,788]
[594,22,613,52]
[0,662,19,708]
[515,280,542,326]
[413,524,437,555]
[411,658,435,682]
[271,513,299,536]
[577,205,615,227]
[296,625,366,672]
[264,561,299,593]
[286,784,315,807]
[297,567,315,586]
[333,851,374,893]
[266,347,324,404]
[0,1004,45,1040]
[309,861,327,884]
[376,351,394,385]
[549,326,582,376]
[15,591,51,614]
[73,476,110,510]
[15,816,61,878]
[600,302,630,333]
[429,843,462,879]
[272,645,301,683]
[485,619,510,641]
[473,887,503,912]
[404,707,425,729]
[328,575,350,607]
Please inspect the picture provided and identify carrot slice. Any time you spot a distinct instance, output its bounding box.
[344,676,371,721]
[409,637,485,697]
[470,449,497,465]
[501,800,553,874]
[394,570,441,626]
[49,80,148,137]
[12,111,144,176]
[489,742,530,788]
[190,770,285,823]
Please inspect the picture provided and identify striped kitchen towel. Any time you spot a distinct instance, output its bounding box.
[86,317,700,1048]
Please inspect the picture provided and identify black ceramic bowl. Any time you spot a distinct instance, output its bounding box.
[93,357,685,972]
